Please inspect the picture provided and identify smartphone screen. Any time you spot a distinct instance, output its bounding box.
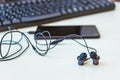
[35,25,100,39]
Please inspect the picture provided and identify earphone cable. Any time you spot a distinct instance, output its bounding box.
[60,34,97,54]
[0,28,97,61]
[0,31,30,61]
[0,30,55,61]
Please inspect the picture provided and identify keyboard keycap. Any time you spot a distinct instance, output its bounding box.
[2,19,11,25]
[12,19,20,23]
[21,12,61,22]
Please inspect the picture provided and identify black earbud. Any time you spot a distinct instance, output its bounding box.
[77,52,88,65]
[90,51,100,65]
[77,51,100,66]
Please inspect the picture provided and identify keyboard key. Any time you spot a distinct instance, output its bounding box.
[21,12,61,22]
[72,6,78,12]
[61,8,67,15]
[12,19,20,23]
[2,19,11,25]
[0,21,2,26]
[67,8,73,14]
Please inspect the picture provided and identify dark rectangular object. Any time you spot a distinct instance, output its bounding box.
[35,25,100,39]
[0,0,115,32]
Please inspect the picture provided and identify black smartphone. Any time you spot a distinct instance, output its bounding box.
[35,25,100,39]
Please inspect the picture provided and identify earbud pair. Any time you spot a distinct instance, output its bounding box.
[77,51,100,65]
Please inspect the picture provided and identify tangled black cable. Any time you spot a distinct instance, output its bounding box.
[0,29,56,61]
[0,28,97,61]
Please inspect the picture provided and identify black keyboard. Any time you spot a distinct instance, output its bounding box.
[0,0,115,32]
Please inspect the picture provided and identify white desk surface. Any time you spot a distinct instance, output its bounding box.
[0,3,120,80]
